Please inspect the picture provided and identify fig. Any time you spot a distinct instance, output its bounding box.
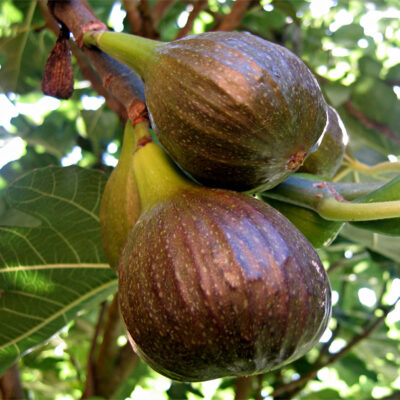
[299,105,348,178]
[84,30,328,192]
[118,125,332,381]
[99,121,142,271]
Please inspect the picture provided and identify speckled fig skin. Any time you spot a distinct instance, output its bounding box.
[144,32,327,191]
[84,30,328,192]
[118,188,331,382]
[299,105,347,178]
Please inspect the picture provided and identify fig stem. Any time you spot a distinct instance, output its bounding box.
[317,198,400,221]
[343,155,400,176]
[83,30,161,79]
[264,175,400,221]
[132,122,196,213]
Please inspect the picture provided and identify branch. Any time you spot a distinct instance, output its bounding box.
[215,0,252,31]
[152,0,178,26]
[111,342,139,393]
[254,374,264,400]
[52,0,147,123]
[122,0,143,36]
[138,0,158,39]
[386,80,400,87]
[176,0,207,39]
[81,301,107,399]
[234,376,253,400]
[344,100,400,146]
[0,364,25,399]
[270,298,399,398]
[94,294,123,398]
[93,293,139,398]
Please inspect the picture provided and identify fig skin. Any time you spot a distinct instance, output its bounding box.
[146,32,327,191]
[299,105,348,178]
[118,188,331,382]
[84,30,328,192]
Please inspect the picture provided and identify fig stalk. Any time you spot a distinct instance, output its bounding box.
[132,124,196,213]
[83,31,161,78]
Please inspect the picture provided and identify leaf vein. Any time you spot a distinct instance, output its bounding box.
[0,263,110,273]
[11,186,99,222]
[0,279,117,351]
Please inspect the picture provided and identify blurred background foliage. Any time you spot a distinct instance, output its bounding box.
[0,0,400,399]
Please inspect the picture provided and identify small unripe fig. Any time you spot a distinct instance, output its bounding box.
[118,126,331,382]
[299,105,348,178]
[100,121,141,270]
[84,30,328,192]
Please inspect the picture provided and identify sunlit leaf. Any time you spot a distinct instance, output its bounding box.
[81,108,119,155]
[0,1,36,92]
[11,112,77,159]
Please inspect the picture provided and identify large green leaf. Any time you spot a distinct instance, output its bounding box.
[331,23,365,47]
[0,166,117,375]
[340,108,400,156]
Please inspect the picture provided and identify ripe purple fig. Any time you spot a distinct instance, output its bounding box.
[118,125,331,381]
[84,30,328,192]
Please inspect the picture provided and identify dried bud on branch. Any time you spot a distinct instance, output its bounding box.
[42,23,74,99]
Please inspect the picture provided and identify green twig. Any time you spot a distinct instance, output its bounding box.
[343,156,400,176]
[263,175,400,222]
[318,197,400,221]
